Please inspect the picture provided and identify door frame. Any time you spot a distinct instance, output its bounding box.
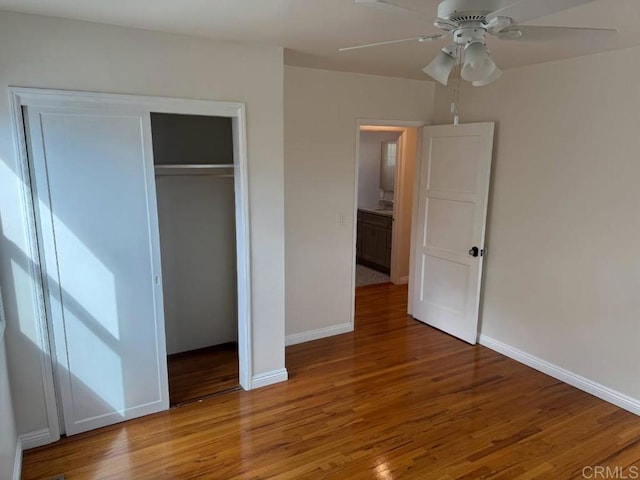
[351,119,426,328]
[9,87,253,445]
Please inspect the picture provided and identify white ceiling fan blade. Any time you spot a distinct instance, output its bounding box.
[339,34,447,52]
[486,0,599,25]
[355,0,432,22]
[496,25,617,42]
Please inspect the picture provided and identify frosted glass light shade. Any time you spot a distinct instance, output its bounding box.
[472,67,503,87]
[422,50,457,86]
[461,42,496,83]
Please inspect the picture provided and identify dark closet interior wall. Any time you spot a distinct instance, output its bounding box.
[152,113,237,355]
[151,113,233,165]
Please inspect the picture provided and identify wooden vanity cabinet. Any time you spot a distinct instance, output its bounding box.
[356,210,392,274]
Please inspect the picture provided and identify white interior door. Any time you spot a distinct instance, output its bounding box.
[411,123,494,344]
[25,105,169,435]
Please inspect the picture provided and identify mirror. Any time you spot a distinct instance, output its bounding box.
[380,141,397,192]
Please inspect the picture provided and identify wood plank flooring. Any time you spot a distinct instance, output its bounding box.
[168,343,239,406]
[22,283,640,479]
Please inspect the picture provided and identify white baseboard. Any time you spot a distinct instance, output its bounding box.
[479,334,640,416]
[13,441,22,480]
[20,427,55,449]
[285,323,353,347]
[251,368,288,389]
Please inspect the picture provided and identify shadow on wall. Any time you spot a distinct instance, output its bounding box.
[476,123,500,334]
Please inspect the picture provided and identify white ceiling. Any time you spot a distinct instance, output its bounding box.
[0,0,639,80]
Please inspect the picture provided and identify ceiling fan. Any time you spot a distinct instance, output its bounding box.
[340,0,616,86]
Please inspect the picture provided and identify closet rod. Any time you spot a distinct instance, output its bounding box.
[155,172,234,177]
[154,164,234,177]
[155,164,234,169]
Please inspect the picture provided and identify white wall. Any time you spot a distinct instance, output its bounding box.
[284,66,434,341]
[0,11,285,443]
[358,131,401,208]
[0,336,19,480]
[433,46,640,401]
[0,304,19,480]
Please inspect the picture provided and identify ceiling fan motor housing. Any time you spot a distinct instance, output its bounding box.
[437,0,509,46]
[437,0,507,23]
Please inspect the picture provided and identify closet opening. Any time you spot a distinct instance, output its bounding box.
[151,112,240,406]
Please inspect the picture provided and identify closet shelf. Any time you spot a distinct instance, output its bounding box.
[154,164,234,177]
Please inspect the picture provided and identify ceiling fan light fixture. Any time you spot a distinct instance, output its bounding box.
[347,0,617,89]
[461,42,496,82]
[422,49,457,85]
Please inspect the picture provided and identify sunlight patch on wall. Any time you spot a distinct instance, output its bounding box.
[0,161,29,251]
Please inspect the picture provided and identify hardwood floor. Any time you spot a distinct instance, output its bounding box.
[23,283,640,479]
[168,343,239,406]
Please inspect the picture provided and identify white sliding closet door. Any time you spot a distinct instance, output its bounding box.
[25,105,169,435]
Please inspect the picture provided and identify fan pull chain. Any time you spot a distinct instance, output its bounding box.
[449,45,461,125]
[450,45,464,125]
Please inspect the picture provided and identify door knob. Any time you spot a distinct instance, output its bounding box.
[468,247,486,257]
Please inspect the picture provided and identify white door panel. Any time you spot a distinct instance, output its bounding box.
[411,123,494,345]
[425,197,475,255]
[25,106,169,435]
[428,135,482,193]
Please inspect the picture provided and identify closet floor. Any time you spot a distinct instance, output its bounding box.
[168,342,239,406]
